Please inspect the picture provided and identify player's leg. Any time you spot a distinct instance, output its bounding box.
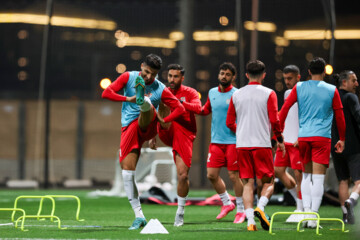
[345,153,360,224]
[275,166,297,199]
[339,179,351,222]
[138,96,155,130]
[228,170,245,223]
[293,169,303,211]
[121,149,147,230]
[174,152,189,227]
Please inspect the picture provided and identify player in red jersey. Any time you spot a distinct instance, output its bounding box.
[102,54,185,230]
[151,64,201,227]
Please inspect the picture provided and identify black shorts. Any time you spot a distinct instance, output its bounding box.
[332,153,360,182]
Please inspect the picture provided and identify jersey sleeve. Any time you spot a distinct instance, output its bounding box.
[332,89,346,141]
[226,97,237,133]
[279,86,298,129]
[182,89,202,114]
[101,72,129,101]
[267,91,282,138]
[200,96,212,115]
[161,88,185,123]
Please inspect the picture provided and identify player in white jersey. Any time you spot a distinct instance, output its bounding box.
[274,65,304,222]
[227,60,285,231]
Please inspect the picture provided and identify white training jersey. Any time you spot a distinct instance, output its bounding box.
[231,84,274,148]
[283,89,299,144]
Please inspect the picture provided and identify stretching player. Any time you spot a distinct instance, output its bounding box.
[331,70,360,224]
[102,54,185,230]
[152,64,201,226]
[279,57,346,228]
[199,62,246,224]
[226,60,285,231]
[274,65,303,222]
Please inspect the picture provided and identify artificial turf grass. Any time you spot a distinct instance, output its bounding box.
[0,189,358,240]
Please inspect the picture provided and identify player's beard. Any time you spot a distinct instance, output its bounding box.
[219,79,231,87]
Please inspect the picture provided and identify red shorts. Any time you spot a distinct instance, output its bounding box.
[237,148,274,179]
[157,122,195,168]
[274,143,302,171]
[298,141,331,167]
[119,115,158,162]
[207,143,238,171]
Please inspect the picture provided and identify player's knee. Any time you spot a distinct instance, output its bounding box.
[178,171,189,182]
[228,171,239,183]
[207,173,217,181]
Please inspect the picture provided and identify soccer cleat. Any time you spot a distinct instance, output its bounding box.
[216,202,235,219]
[343,213,349,224]
[233,212,246,224]
[247,224,258,231]
[306,220,322,229]
[134,76,145,105]
[174,213,184,227]
[128,217,147,230]
[254,207,270,231]
[345,199,355,224]
[286,210,304,223]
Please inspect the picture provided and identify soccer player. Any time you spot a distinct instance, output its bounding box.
[153,64,201,227]
[274,65,304,222]
[331,70,360,224]
[279,57,346,228]
[101,54,185,230]
[200,62,246,224]
[226,60,285,231]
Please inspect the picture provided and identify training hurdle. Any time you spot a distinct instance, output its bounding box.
[0,208,26,231]
[297,217,348,235]
[41,195,84,221]
[269,211,320,234]
[15,215,67,230]
[11,196,56,222]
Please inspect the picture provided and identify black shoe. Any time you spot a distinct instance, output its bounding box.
[345,199,355,224]
[343,213,349,224]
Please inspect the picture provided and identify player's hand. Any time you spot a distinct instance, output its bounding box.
[126,95,136,103]
[148,138,157,150]
[293,140,299,147]
[334,140,345,153]
[277,142,286,158]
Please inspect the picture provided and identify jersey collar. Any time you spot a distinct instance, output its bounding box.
[218,84,233,93]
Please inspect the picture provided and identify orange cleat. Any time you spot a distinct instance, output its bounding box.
[247,224,258,231]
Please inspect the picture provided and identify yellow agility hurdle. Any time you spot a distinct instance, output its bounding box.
[0,208,26,231]
[11,196,56,222]
[41,195,84,221]
[269,211,320,234]
[15,215,67,230]
[297,217,348,235]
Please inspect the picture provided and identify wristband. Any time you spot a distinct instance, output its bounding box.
[277,136,284,143]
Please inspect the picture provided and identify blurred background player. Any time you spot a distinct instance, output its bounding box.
[102,54,185,230]
[227,60,285,231]
[152,64,201,226]
[274,65,303,222]
[199,62,246,224]
[279,57,346,228]
[331,70,360,224]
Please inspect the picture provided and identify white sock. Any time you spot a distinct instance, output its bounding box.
[301,173,312,211]
[341,205,347,214]
[350,192,359,201]
[219,191,232,206]
[257,196,269,212]
[140,96,151,112]
[236,197,244,213]
[245,208,256,226]
[288,187,297,201]
[122,170,144,218]
[177,195,187,214]
[310,174,325,213]
[296,198,304,211]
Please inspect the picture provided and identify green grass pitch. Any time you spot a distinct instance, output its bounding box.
[0,189,358,239]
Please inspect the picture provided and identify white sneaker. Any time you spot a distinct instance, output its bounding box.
[286,210,304,223]
[306,220,322,229]
[174,213,184,227]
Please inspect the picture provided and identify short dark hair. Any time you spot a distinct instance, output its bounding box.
[144,54,162,70]
[308,57,326,75]
[246,60,265,78]
[219,62,236,76]
[283,65,300,75]
[167,64,185,75]
[332,70,355,88]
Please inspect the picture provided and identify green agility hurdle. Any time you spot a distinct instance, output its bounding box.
[11,196,56,222]
[269,211,320,234]
[15,215,67,230]
[0,208,26,231]
[297,217,348,235]
[42,195,84,221]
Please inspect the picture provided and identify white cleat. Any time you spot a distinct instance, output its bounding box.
[286,210,305,223]
[174,213,184,227]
